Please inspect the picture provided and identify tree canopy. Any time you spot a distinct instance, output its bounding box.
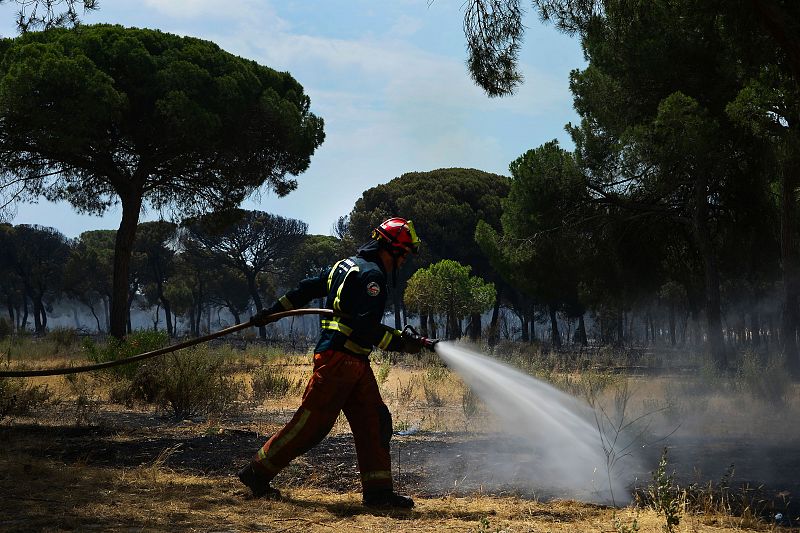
[0,24,325,337]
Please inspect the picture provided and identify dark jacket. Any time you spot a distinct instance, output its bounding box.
[269,242,404,358]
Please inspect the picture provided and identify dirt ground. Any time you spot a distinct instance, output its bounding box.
[2,402,798,533]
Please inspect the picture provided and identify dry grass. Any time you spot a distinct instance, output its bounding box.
[1,336,795,532]
[0,453,764,532]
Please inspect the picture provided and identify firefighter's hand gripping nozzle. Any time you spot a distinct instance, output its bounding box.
[400,325,439,354]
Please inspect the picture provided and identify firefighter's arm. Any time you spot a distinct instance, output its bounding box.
[251,270,328,326]
[346,271,438,352]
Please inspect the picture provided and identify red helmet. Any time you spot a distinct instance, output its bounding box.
[371,217,420,255]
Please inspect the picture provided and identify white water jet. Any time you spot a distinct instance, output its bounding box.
[436,342,637,504]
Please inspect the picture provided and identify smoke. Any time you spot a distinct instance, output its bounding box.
[433,343,644,504]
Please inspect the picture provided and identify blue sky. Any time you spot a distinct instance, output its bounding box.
[1,0,585,237]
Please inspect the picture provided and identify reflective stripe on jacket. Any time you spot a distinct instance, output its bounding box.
[272,253,403,358]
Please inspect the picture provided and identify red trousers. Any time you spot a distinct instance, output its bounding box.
[252,350,393,493]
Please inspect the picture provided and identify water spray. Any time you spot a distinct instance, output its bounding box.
[434,342,640,504]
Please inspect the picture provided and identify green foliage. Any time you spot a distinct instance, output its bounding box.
[251,365,295,402]
[0,24,324,338]
[83,330,170,380]
[648,448,682,533]
[347,168,509,279]
[128,347,244,419]
[612,512,640,533]
[376,359,391,387]
[405,259,495,339]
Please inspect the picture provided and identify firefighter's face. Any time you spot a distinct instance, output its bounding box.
[396,250,409,267]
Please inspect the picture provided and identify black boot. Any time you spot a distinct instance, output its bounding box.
[363,488,414,509]
[237,463,281,499]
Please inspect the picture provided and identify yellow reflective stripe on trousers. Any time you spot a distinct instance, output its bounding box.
[377,330,394,350]
[361,470,392,482]
[344,339,372,355]
[278,295,293,310]
[261,408,311,462]
[321,319,353,336]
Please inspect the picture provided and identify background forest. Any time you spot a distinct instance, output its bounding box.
[1,0,800,379]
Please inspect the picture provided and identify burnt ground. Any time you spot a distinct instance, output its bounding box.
[3,408,800,525]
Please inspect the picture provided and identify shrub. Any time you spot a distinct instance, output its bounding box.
[62,373,100,425]
[49,327,79,350]
[0,317,11,339]
[735,351,790,405]
[83,330,170,380]
[376,359,391,386]
[126,346,244,419]
[251,365,295,402]
[0,375,52,420]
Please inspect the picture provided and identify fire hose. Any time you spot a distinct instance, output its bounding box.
[0,308,333,378]
[0,309,439,378]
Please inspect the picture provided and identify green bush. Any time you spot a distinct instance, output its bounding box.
[49,327,79,350]
[735,351,790,405]
[127,346,244,419]
[0,375,52,420]
[83,330,170,380]
[251,365,295,402]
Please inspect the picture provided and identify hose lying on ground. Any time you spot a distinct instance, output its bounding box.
[0,308,335,378]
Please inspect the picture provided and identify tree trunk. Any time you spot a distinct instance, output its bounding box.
[87,302,101,333]
[420,312,429,337]
[488,284,502,347]
[692,173,727,369]
[157,279,173,338]
[39,299,47,332]
[548,304,561,348]
[20,296,28,332]
[246,272,266,340]
[110,193,143,339]
[428,314,437,339]
[6,300,13,326]
[751,310,761,347]
[469,312,481,341]
[32,293,42,334]
[576,314,587,346]
[393,288,402,331]
[521,314,529,342]
[669,302,676,346]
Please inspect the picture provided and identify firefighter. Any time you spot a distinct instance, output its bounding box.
[238,217,435,509]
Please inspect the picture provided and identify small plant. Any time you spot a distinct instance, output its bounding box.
[613,511,640,533]
[376,358,391,386]
[425,363,449,382]
[49,327,78,350]
[461,386,481,419]
[83,330,170,380]
[63,373,100,425]
[0,375,52,420]
[649,448,681,533]
[396,377,416,404]
[127,346,244,419]
[735,351,790,405]
[422,377,444,407]
[251,365,294,402]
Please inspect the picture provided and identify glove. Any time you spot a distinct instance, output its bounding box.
[400,325,439,353]
[400,330,424,354]
[250,303,283,327]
